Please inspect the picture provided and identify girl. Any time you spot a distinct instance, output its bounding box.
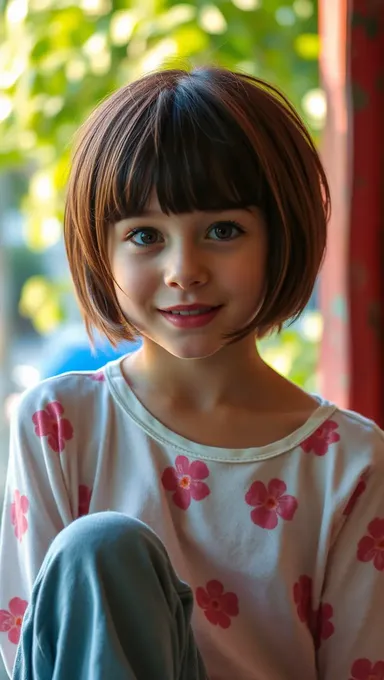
[0,66,383,680]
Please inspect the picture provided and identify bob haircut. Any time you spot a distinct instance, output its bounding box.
[64,66,330,346]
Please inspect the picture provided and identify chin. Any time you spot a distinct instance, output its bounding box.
[162,339,226,361]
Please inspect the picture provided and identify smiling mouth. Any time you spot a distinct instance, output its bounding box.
[165,307,218,316]
[158,305,222,328]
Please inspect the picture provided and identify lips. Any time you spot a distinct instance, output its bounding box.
[159,304,219,314]
[164,307,217,316]
[158,305,222,328]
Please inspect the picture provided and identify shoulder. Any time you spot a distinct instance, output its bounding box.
[301,400,384,491]
[333,405,384,448]
[13,368,110,437]
[328,404,384,473]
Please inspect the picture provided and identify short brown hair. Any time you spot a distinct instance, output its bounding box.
[64,66,330,345]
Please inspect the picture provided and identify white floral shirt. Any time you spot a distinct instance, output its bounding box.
[1,357,384,679]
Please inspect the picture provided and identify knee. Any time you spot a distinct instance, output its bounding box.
[46,511,164,565]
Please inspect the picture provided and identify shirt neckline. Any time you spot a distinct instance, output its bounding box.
[104,355,338,463]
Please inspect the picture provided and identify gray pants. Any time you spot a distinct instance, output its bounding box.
[13,512,209,680]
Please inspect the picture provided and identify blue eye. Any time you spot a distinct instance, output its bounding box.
[208,221,244,240]
[125,228,162,246]
[124,221,244,246]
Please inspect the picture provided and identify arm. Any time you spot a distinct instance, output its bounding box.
[317,454,384,679]
[0,390,75,677]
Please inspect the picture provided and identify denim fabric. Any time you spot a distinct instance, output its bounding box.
[13,512,208,680]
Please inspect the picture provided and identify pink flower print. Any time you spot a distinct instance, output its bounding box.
[161,455,210,510]
[0,597,28,645]
[10,490,29,541]
[196,580,239,629]
[78,485,92,517]
[350,659,384,680]
[293,576,334,649]
[300,420,340,456]
[314,603,334,647]
[32,401,73,453]
[293,575,312,623]
[343,477,367,516]
[357,518,384,571]
[90,371,105,382]
[245,478,298,530]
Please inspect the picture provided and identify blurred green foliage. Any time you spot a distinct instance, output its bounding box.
[0,0,322,386]
[259,314,322,392]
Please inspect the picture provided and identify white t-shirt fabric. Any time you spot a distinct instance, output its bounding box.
[1,356,384,679]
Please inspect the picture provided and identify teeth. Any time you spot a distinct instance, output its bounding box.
[170,308,213,316]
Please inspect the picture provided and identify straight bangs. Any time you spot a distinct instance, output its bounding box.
[105,84,267,222]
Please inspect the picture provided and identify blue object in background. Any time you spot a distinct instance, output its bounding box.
[39,325,142,379]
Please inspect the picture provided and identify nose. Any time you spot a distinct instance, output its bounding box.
[163,243,209,290]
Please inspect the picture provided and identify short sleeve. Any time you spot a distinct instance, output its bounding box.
[0,391,75,677]
[317,449,384,678]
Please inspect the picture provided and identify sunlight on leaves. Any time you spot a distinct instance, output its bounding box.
[83,32,108,57]
[19,276,51,315]
[294,33,320,59]
[89,49,112,75]
[0,95,13,121]
[19,275,64,334]
[80,0,112,16]
[300,311,323,342]
[140,38,179,72]
[19,273,66,333]
[232,0,261,10]
[31,172,54,202]
[161,4,196,29]
[259,312,321,391]
[18,130,38,151]
[110,10,137,45]
[40,217,62,247]
[0,54,25,89]
[65,58,87,82]
[261,345,294,377]
[293,0,314,19]
[33,300,64,334]
[29,0,54,9]
[199,6,227,34]
[172,25,209,56]
[5,0,28,24]
[302,88,326,128]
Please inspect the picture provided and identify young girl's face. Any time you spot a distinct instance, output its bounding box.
[109,190,267,360]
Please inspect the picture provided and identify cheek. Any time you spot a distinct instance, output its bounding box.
[225,255,265,296]
[112,256,158,309]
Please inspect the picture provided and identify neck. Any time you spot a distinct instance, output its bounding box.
[122,335,268,412]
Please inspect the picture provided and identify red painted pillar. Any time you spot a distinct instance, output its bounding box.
[348,0,384,425]
[319,0,384,425]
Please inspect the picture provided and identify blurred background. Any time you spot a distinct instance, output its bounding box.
[0,0,383,674]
